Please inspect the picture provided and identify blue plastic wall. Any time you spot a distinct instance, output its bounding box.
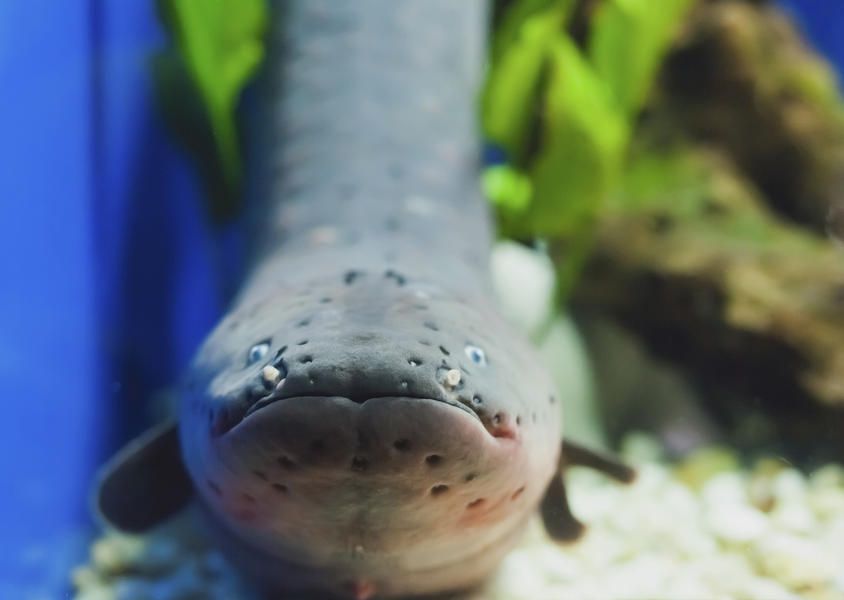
[0,1,230,597]
[0,1,840,598]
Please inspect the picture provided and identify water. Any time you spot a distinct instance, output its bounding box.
[4,1,844,599]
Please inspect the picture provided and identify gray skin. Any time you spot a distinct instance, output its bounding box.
[95,2,633,599]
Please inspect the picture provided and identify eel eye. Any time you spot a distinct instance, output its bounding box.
[247,340,271,366]
[464,344,487,366]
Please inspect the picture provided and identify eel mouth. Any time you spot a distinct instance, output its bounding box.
[208,383,482,437]
[243,387,480,423]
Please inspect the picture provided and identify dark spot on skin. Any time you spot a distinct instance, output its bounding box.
[297,318,311,327]
[549,395,557,404]
[272,483,288,494]
[344,270,361,285]
[512,486,526,500]
[384,269,406,285]
[439,346,450,356]
[467,498,485,509]
[253,470,268,481]
[351,456,369,471]
[430,484,449,496]
[384,218,400,232]
[516,416,522,426]
[425,454,443,467]
[207,480,222,497]
[394,439,411,451]
[320,297,332,304]
[297,340,308,346]
[418,339,431,346]
[414,303,427,310]
[301,356,313,364]
[424,321,439,331]
[532,412,537,424]
[464,473,477,482]
[278,455,296,470]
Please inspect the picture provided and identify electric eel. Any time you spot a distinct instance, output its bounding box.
[95,1,634,598]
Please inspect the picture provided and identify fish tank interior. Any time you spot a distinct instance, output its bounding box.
[4,1,844,599]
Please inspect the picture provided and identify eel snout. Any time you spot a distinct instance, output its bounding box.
[186,395,539,597]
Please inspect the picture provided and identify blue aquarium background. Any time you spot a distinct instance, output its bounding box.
[0,1,842,597]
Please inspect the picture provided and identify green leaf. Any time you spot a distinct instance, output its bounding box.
[510,36,628,238]
[162,0,267,193]
[481,1,573,161]
[589,0,694,117]
[482,165,533,212]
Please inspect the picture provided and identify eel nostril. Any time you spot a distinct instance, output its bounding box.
[430,484,449,496]
[425,454,443,467]
[467,498,485,509]
[393,439,411,451]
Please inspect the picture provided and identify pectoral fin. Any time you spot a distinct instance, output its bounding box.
[540,439,635,543]
[561,440,636,484]
[94,420,193,533]
[540,473,586,543]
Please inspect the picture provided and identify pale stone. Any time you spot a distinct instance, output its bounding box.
[753,533,837,588]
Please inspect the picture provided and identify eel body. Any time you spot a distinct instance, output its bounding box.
[95,2,633,598]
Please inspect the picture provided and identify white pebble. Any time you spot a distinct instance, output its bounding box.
[702,472,748,507]
[770,502,817,534]
[753,532,837,588]
[707,502,770,544]
[772,470,808,503]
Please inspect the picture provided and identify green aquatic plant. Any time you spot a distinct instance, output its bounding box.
[155,0,267,221]
[482,0,694,290]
